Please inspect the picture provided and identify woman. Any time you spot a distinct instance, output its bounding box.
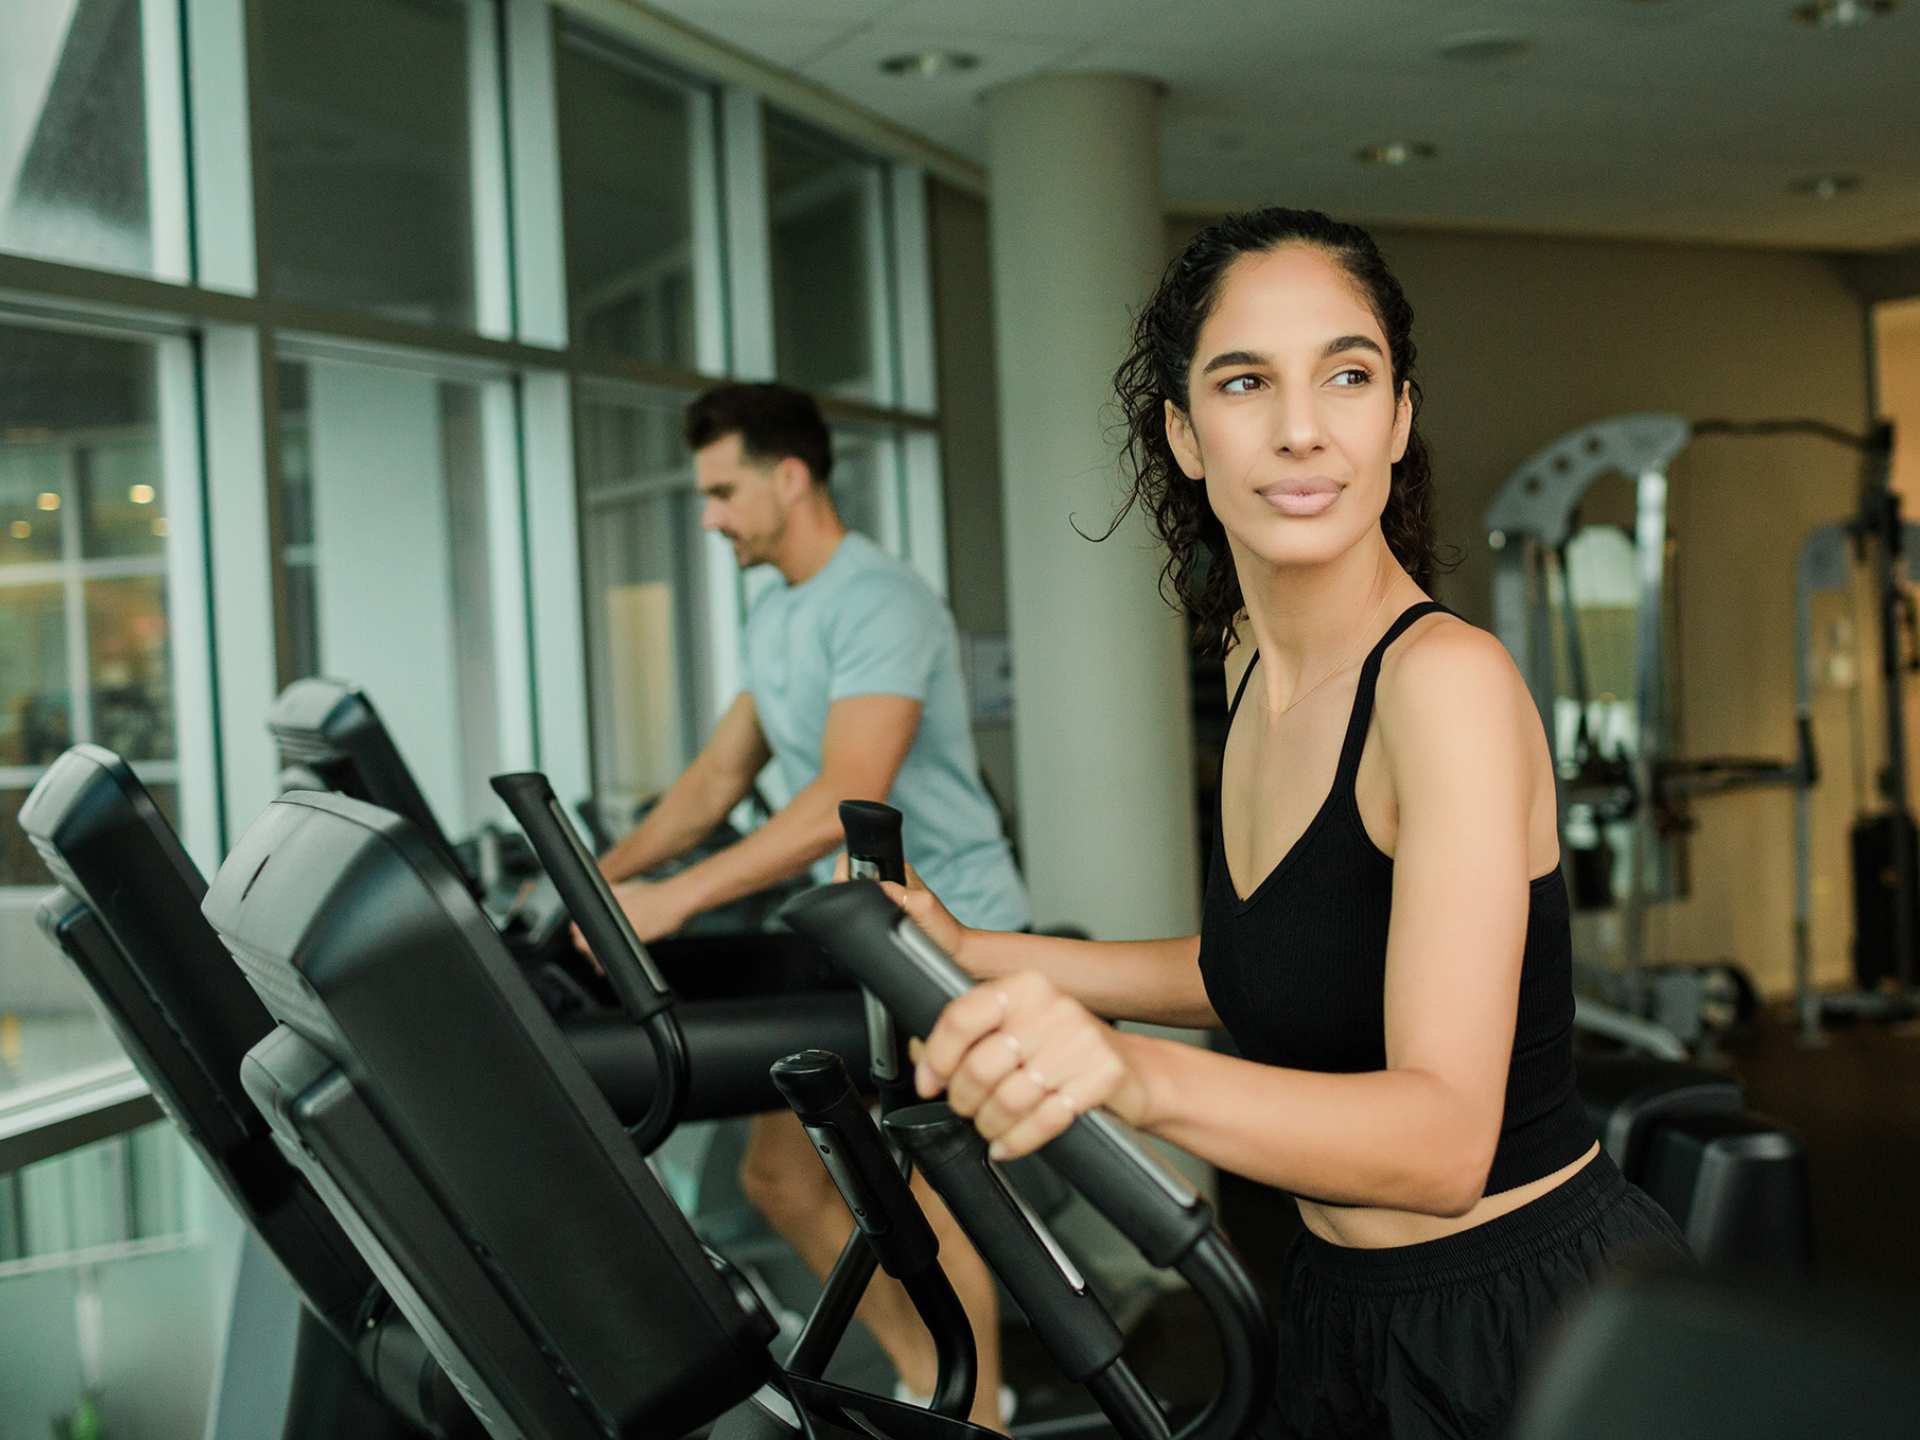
[879,208,1688,1439]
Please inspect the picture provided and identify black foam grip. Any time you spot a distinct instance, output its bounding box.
[781,882,957,1036]
[770,1050,938,1277]
[887,1102,1124,1383]
[781,882,1210,1266]
[839,801,906,885]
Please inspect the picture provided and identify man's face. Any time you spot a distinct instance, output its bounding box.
[694,433,786,569]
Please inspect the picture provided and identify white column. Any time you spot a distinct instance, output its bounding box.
[986,74,1200,941]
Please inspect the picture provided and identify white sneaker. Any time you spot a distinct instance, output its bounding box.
[892,1378,1017,1425]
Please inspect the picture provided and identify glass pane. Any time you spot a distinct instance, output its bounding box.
[0,1123,225,1439]
[0,585,70,769]
[257,0,501,330]
[280,362,314,546]
[277,355,507,835]
[830,428,897,547]
[0,322,159,572]
[766,114,888,400]
[557,29,708,368]
[283,562,320,683]
[2,784,52,886]
[0,447,66,565]
[79,439,167,559]
[86,575,172,762]
[0,0,181,276]
[576,387,712,813]
[0,318,187,1108]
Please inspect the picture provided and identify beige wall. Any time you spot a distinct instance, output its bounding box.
[1331,227,1871,1000]
[934,192,1877,995]
[1880,297,1920,499]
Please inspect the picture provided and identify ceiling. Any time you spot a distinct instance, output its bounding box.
[640,0,1920,252]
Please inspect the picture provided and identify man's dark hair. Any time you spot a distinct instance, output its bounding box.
[683,383,833,487]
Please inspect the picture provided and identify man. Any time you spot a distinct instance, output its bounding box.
[594,382,1029,1429]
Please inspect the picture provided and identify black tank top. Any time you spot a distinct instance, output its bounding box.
[1198,602,1595,1198]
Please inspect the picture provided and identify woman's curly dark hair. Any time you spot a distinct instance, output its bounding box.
[1111,207,1449,655]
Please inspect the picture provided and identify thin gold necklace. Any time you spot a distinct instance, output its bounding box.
[1267,584,1398,718]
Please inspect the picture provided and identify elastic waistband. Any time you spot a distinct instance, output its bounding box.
[1294,1149,1624,1294]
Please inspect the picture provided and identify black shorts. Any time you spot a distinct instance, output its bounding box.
[1259,1150,1690,1440]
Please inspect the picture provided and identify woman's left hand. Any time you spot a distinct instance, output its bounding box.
[913,972,1153,1161]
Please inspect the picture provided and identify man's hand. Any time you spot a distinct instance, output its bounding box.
[571,875,695,965]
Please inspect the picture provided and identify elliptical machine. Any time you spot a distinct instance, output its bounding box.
[200,771,1277,1438]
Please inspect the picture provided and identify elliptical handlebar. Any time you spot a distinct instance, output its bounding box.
[840,800,907,884]
[489,771,687,1153]
[779,878,1277,1440]
[839,799,917,1111]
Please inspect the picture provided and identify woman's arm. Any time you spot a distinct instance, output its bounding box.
[877,873,1216,1027]
[918,624,1543,1218]
[962,929,1216,1028]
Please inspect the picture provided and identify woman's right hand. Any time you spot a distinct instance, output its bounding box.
[831,853,973,967]
[882,860,973,966]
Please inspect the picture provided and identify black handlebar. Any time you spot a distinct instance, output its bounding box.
[779,879,1277,1440]
[887,1103,1169,1439]
[772,1050,976,1421]
[489,771,687,1154]
[780,882,1210,1259]
[838,799,915,1109]
[840,800,906,884]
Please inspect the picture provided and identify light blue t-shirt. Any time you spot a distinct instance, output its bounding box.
[743,533,1031,932]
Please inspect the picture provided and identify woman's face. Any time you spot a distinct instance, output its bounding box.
[1165,244,1412,576]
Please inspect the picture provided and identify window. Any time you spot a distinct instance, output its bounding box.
[0,1121,221,1438]
[765,113,894,402]
[277,352,516,835]
[0,321,183,894]
[829,425,902,552]
[557,27,720,369]
[0,0,187,279]
[255,0,508,332]
[575,385,711,812]
[0,9,945,1424]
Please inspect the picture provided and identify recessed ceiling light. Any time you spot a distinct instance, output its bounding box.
[879,50,980,78]
[1793,0,1896,26]
[1356,141,1438,167]
[1789,173,1862,198]
[1436,32,1534,64]
[36,491,60,512]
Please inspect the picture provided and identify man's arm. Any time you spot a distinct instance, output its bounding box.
[613,694,922,940]
[597,692,772,884]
